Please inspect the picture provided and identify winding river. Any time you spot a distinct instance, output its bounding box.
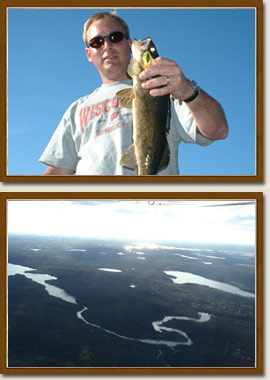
[76,306,210,348]
[8,262,254,348]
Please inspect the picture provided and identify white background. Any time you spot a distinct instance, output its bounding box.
[1,2,268,378]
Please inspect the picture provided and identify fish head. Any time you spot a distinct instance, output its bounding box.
[132,38,159,67]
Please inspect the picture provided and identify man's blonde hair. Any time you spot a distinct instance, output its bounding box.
[82,11,130,46]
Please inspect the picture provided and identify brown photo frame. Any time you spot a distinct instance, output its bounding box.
[0,0,263,183]
[0,192,263,374]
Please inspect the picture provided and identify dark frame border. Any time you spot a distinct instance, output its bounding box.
[0,192,263,374]
[0,0,263,183]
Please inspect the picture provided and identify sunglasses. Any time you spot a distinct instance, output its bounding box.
[88,31,128,49]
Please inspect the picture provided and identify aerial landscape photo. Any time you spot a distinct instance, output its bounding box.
[7,199,256,368]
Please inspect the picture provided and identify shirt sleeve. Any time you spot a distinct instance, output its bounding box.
[39,107,80,170]
[171,98,213,146]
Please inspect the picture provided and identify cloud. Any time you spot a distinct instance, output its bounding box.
[227,214,255,224]
[7,200,256,245]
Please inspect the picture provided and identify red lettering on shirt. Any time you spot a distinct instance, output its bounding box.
[79,94,129,131]
[112,96,120,108]
[89,105,95,121]
[97,122,132,136]
[80,107,90,132]
[95,102,102,117]
[111,111,120,122]
[104,99,111,113]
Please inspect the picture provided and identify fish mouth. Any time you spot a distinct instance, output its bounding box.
[132,38,157,62]
[133,38,152,51]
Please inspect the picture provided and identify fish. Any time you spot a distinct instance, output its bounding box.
[115,38,170,175]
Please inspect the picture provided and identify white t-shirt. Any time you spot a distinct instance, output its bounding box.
[39,80,212,175]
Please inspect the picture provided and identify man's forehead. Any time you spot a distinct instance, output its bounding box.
[88,19,124,39]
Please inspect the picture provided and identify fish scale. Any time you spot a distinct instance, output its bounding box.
[115,37,170,175]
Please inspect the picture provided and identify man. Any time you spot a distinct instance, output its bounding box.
[40,12,228,175]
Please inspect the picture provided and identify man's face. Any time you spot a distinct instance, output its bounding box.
[85,19,132,84]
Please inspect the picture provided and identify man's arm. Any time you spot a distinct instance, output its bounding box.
[139,57,228,141]
[43,166,75,175]
[183,88,228,140]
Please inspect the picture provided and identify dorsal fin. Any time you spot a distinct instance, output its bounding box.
[115,88,134,109]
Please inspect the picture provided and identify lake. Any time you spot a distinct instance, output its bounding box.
[164,271,255,298]
[8,263,77,304]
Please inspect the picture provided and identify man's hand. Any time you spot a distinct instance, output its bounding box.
[139,57,192,100]
[139,57,228,141]
[43,166,75,175]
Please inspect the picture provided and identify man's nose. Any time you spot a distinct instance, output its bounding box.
[103,38,113,49]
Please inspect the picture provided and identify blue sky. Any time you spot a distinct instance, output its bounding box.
[8,200,256,245]
[7,8,256,176]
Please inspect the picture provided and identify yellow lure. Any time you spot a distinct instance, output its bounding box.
[142,51,154,67]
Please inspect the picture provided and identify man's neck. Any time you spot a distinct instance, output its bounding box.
[101,72,130,84]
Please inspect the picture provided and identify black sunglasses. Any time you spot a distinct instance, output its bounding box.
[88,31,128,49]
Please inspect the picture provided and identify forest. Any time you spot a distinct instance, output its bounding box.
[8,234,256,368]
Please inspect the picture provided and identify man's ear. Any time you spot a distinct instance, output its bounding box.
[85,48,93,63]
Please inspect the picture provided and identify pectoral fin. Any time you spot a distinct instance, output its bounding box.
[120,144,137,170]
[127,59,143,78]
[115,88,134,109]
